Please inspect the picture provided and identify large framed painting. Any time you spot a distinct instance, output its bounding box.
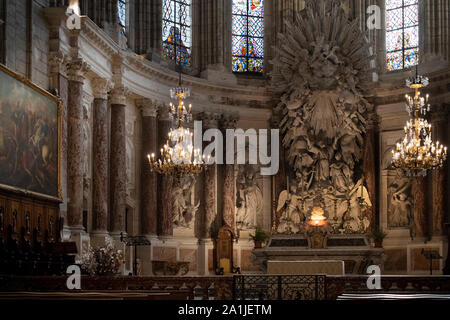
[0,64,62,200]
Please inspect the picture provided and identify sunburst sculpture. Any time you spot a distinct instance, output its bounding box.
[271,0,375,234]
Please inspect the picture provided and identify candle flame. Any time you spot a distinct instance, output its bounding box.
[69,0,80,16]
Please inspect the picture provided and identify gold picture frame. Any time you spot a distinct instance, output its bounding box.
[0,63,62,202]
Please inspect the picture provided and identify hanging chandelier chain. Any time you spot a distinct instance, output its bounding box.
[148,15,205,176]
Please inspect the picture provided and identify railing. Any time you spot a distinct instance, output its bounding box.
[233,275,326,300]
[325,275,450,300]
[0,275,234,300]
[2,275,450,300]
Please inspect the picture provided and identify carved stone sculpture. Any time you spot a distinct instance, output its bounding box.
[270,0,375,234]
[387,175,413,229]
[172,175,199,229]
[235,165,263,231]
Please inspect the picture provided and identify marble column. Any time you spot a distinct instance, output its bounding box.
[138,99,159,237]
[66,58,89,232]
[157,106,174,237]
[220,114,239,230]
[431,105,448,237]
[199,112,220,238]
[110,86,128,235]
[91,78,112,235]
[413,176,427,239]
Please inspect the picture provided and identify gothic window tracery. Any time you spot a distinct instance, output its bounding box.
[386,0,419,71]
[118,0,127,32]
[232,0,264,73]
[162,0,192,67]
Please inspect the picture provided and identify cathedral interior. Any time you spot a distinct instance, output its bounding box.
[1,0,450,302]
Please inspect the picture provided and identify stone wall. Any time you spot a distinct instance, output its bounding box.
[4,0,49,88]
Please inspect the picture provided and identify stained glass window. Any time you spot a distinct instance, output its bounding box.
[162,0,192,67]
[386,0,419,71]
[232,0,264,73]
[118,0,126,31]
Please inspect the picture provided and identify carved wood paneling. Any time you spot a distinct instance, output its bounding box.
[0,189,60,246]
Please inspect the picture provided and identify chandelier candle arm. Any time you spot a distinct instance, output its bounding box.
[392,72,448,176]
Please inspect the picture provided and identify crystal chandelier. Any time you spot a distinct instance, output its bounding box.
[391,69,447,176]
[148,84,206,176]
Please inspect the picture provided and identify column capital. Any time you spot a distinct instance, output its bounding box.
[220,113,240,130]
[110,85,130,105]
[66,58,90,83]
[137,99,159,117]
[48,51,68,77]
[158,104,172,121]
[198,112,221,129]
[92,78,113,100]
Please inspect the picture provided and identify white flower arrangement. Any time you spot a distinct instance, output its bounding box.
[80,237,124,276]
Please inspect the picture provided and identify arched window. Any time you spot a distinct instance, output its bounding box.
[386,0,419,71]
[232,0,264,73]
[162,0,192,67]
[118,0,127,32]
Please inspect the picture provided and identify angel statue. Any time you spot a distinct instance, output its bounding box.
[275,183,306,234]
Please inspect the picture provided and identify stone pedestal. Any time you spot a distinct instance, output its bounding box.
[253,235,385,274]
[197,239,214,276]
[110,86,128,235]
